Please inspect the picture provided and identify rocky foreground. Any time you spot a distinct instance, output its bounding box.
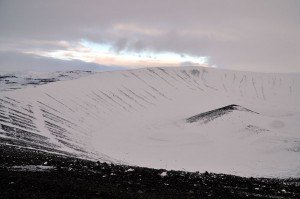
[0,145,299,199]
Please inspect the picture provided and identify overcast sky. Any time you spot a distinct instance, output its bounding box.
[0,0,299,72]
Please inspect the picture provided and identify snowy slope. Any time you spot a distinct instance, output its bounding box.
[0,66,299,178]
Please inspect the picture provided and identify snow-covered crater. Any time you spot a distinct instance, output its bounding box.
[0,66,299,178]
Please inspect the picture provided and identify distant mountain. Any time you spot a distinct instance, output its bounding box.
[0,66,299,178]
[0,70,95,91]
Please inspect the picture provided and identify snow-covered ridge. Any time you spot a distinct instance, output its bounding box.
[0,66,299,178]
[186,104,259,123]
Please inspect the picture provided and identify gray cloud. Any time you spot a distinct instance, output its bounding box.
[0,0,299,72]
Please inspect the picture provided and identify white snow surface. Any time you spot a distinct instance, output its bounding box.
[0,66,299,178]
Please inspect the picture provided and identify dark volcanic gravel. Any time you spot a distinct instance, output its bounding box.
[0,145,299,199]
